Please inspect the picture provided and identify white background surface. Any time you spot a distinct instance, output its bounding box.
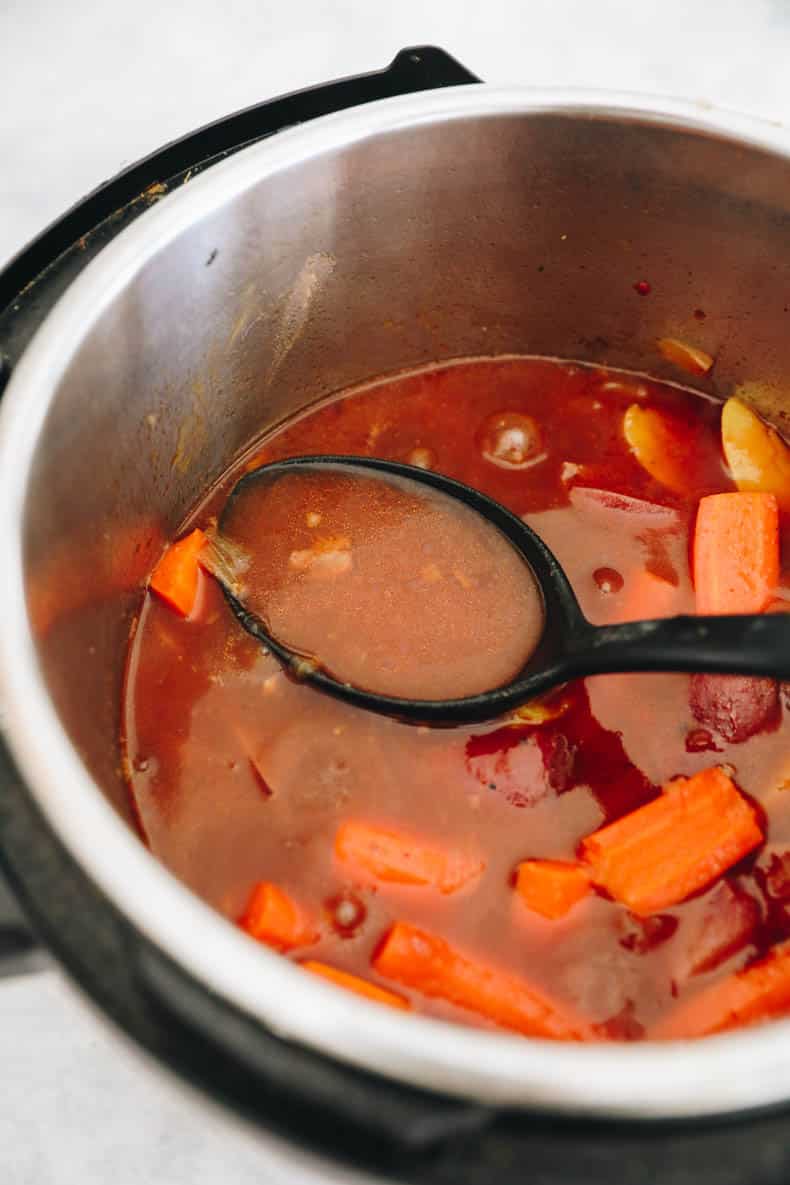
[2,1,790,1181]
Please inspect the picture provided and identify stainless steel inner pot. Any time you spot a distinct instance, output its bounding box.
[3,86,790,1119]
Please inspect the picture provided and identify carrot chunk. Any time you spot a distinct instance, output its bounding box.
[580,767,762,917]
[515,860,590,920]
[652,944,790,1040]
[373,921,595,1039]
[335,821,483,894]
[618,569,681,624]
[239,882,317,951]
[693,492,779,615]
[302,961,410,1010]
[149,528,206,617]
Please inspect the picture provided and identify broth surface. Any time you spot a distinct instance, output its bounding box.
[123,357,790,1040]
[218,465,543,699]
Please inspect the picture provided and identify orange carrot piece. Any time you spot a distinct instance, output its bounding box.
[335,821,483,894]
[302,961,410,1010]
[149,528,206,617]
[239,882,317,951]
[373,921,595,1039]
[693,492,779,615]
[580,767,762,917]
[515,860,591,920]
[618,569,681,624]
[652,944,790,1040]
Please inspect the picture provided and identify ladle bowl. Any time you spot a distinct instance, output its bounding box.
[216,455,790,725]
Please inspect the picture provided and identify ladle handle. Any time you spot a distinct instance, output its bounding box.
[569,613,790,681]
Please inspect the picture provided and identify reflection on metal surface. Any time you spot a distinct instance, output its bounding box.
[267,252,336,387]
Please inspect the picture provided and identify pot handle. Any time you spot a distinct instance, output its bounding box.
[0,867,46,977]
[0,45,480,329]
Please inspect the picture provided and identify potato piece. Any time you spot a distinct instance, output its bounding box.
[622,405,691,494]
[721,397,790,512]
[657,337,714,376]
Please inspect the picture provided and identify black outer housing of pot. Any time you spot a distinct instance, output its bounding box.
[2,47,790,1184]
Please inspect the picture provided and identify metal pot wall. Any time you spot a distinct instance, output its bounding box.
[3,48,790,1184]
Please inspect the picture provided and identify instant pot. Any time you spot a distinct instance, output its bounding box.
[2,46,790,1184]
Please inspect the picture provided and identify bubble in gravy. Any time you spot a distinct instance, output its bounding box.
[477,411,545,470]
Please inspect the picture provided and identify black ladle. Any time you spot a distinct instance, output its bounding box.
[216,455,790,726]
